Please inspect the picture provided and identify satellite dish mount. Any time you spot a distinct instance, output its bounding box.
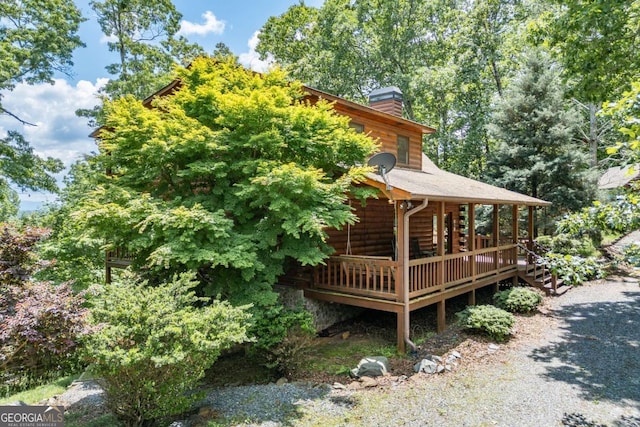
[367,152,396,191]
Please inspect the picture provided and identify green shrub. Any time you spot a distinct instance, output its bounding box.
[83,273,250,427]
[535,234,597,257]
[544,253,604,286]
[250,303,315,376]
[493,287,543,313]
[456,305,515,342]
[622,242,640,267]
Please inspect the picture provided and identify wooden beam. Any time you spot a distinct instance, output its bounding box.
[396,202,405,303]
[469,203,476,281]
[528,206,534,248]
[492,204,499,247]
[397,311,406,353]
[437,300,446,333]
[512,204,519,244]
[468,289,476,306]
[438,201,445,287]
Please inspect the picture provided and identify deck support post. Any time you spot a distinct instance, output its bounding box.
[397,311,406,353]
[468,289,476,306]
[437,300,446,333]
[528,206,534,249]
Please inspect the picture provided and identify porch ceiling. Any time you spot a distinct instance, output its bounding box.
[366,154,551,206]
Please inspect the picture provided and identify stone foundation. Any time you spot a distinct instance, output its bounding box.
[274,285,363,332]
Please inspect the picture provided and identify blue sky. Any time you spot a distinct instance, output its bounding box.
[0,0,323,210]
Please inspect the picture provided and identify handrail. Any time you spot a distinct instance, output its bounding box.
[516,242,558,293]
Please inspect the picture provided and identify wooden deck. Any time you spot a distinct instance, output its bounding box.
[310,244,518,310]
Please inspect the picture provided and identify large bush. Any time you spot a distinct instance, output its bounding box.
[0,224,87,396]
[493,287,543,313]
[456,305,515,342]
[0,281,88,396]
[535,234,597,258]
[83,273,250,427]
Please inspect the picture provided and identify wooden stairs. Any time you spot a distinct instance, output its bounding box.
[517,243,571,296]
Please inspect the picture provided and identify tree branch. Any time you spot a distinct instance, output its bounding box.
[0,107,37,127]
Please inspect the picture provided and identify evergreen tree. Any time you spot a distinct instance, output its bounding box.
[486,50,595,233]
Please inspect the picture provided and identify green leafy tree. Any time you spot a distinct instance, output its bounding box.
[35,158,106,290]
[83,272,250,426]
[486,50,595,233]
[257,0,537,179]
[75,57,377,321]
[78,0,204,124]
[602,80,640,168]
[541,0,640,104]
[0,0,82,217]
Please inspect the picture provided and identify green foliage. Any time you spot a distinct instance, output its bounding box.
[34,159,107,290]
[622,243,640,267]
[77,0,204,125]
[543,253,604,286]
[556,195,640,242]
[0,0,82,216]
[535,234,598,258]
[0,132,64,220]
[493,287,542,313]
[262,325,316,378]
[456,305,515,342]
[541,0,639,103]
[83,272,250,427]
[602,80,640,167]
[76,57,377,306]
[486,49,595,232]
[257,0,537,178]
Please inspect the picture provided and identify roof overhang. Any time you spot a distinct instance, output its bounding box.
[365,166,551,206]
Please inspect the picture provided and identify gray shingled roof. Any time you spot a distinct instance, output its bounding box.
[598,164,640,189]
[366,154,550,206]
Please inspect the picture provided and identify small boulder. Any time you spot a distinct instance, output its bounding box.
[350,356,390,378]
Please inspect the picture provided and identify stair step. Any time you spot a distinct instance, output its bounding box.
[551,284,572,296]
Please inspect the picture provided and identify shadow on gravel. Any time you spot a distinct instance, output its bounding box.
[530,290,640,411]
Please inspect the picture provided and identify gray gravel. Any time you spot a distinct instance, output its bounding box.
[56,275,640,426]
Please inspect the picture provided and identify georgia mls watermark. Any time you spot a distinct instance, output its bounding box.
[0,406,64,427]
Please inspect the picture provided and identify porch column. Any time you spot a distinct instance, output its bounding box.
[512,204,519,286]
[437,201,445,287]
[469,203,476,282]
[492,204,499,247]
[512,205,519,243]
[396,201,406,353]
[528,206,534,250]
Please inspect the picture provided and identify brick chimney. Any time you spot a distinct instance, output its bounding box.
[368,86,403,116]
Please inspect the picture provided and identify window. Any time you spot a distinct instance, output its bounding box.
[397,135,409,164]
[350,122,365,133]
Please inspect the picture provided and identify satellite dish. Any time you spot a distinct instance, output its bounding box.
[367,152,396,191]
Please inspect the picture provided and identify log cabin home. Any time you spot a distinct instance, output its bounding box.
[102,80,557,353]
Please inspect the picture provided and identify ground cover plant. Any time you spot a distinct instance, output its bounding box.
[456,305,515,342]
[493,287,543,313]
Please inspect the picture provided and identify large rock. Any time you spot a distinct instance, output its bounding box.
[350,356,390,378]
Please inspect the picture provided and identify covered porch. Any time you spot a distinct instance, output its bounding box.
[300,158,550,352]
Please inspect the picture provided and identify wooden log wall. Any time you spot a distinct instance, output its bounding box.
[326,198,396,257]
[332,105,424,170]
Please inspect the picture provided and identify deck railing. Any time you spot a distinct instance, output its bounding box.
[313,244,519,301]
[313,255,399,300]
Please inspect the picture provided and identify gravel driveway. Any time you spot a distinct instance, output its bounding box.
[57,274,640,426]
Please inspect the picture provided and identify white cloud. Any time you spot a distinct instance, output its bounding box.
[0,78,107,202]
[179,11,225,36]
[238,31,273,73]
[99,33,118,44]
